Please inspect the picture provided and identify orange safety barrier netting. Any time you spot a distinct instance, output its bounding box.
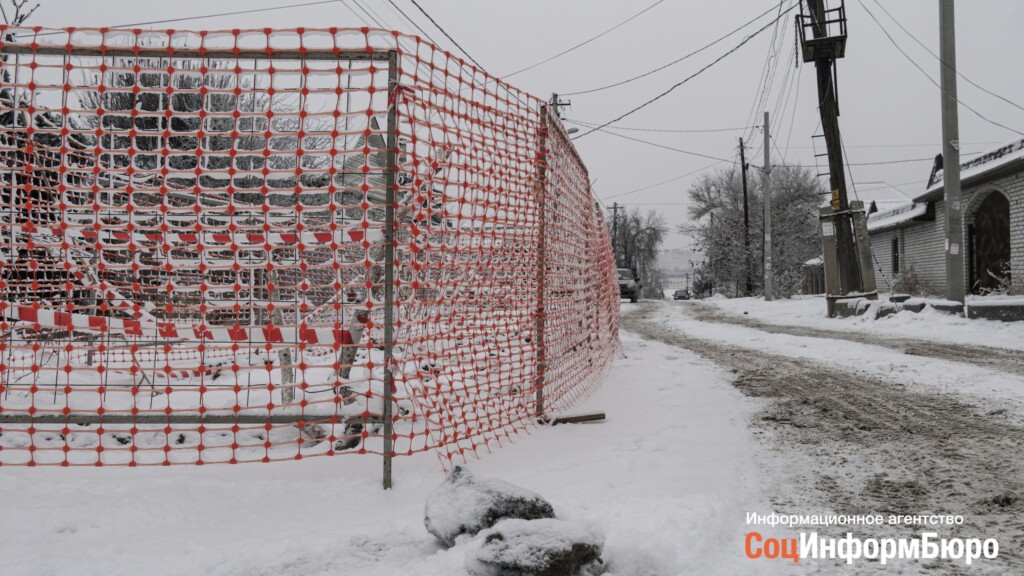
[0,25,619,470]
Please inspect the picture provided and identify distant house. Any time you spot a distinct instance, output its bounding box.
[866,139,1024,294]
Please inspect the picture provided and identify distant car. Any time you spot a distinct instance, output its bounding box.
[618,268,641,303]
[673,289,690,300]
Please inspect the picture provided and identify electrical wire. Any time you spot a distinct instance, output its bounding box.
[572,4,798,141]
[105,0,339,29]
[408,0,487,71]
[349,0,387,28]
[566,120,734,162]
[565,118,753,134]
[783,57,803,156]
[618,202,690,206]
[503,0,666,79]
[742,0,791,145]
[790,141,1001,149]
[857,0,1024,137]
[600,160,728,201]
[335,0,370,26]
[383,0,437,43]
[561,2,785,96]
[867,0,1024,115]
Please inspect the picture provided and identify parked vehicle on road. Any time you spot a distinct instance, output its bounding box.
[618,268,641,303]
[673,289,690,300]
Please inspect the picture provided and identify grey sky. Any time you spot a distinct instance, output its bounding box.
[27,0,1024,251]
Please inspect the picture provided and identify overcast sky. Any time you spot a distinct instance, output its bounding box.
[26,0,1024,251]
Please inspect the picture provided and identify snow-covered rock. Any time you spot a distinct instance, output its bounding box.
[465,518,605,576]
[424,466,555,547]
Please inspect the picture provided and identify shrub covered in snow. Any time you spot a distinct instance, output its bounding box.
[465,518,605,576]
[424,466,556,547]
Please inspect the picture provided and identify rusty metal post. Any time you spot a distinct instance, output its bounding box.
[382,50,399,490]
[534,101,550,419]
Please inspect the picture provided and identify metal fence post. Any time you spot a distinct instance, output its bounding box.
[534,105,549,419]
[382,50,399,490]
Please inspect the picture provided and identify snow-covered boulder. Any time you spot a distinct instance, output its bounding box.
[424,466,556,547]
[465,518,605,576]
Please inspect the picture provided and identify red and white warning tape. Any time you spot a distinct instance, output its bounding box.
[1,304,366,346]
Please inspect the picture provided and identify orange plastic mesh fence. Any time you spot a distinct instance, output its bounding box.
[0,26,619,467]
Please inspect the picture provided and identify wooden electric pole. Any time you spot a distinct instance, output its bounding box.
[740,137,752,296]
[799,0,876,315]
[763,112,773,301]
[939,0,965,303]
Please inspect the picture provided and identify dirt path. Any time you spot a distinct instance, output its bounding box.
[623,302,1024,575]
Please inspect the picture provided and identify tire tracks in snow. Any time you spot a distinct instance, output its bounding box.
[685,301,1024,378]
[622,302,1024,574]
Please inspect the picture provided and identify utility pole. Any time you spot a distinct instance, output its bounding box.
[611,202,621,266]
[739,137,752,296]
[939,0,964,303]
[762,112,773,301]
[709,212,717,295]
[549,92,571,120]
[799,0,876,315]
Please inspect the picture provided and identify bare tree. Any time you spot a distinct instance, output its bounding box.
[610,208,667,299]
[0,0,39,26]
[683,164,823,298]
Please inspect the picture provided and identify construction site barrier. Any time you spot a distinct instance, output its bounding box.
[0,25,619,477]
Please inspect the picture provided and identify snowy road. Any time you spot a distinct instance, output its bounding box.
[3,301,1021,575]
[625,301,1024,575]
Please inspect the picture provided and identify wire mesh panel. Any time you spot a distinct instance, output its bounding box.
[0,25,618,470]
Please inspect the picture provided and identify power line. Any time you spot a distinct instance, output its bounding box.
[788,141,1001,150]
[742,0,791,145]
[845,157,957,167]
[104,0,339,29]
[783,56,803,156]
[349,0,387,28]
[407,0,487,71]
[336,0,370,26]
[788,154,981,168]
[504,0,666,79]
[561,2,784,96]
[601,161,727,201]
[566,120,734,162]
[856,0,1024,137]
[381,0,429,38]
[572,4,798,141]
[565,118,754,134]
[867,0,1024,115]
[618,202,690,206]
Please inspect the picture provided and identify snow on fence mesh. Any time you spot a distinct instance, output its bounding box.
[0,26,619,468]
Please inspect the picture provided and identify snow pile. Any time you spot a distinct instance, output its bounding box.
[424,466,555,547]
[704,295,1024,351]
[464,518,605,576]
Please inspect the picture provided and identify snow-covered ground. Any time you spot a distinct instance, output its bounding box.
[662,299,1024,411]
[625,300,1024,575]
[6,298,1020,575]
[0,308,785,576]
[704,294,1024,351]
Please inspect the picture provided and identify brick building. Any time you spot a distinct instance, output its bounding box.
[867,138,1024,295]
